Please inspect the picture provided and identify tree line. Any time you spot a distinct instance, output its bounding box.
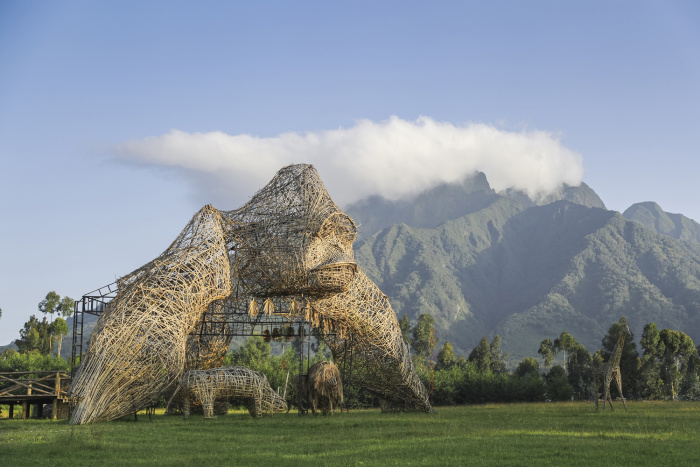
[0,292,74,371]
[421,315,700,405]
[4,293,699,407]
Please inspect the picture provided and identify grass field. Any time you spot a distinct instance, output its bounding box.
[1,402,700,466]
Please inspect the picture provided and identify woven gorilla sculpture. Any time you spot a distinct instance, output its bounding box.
[70,164,431,424]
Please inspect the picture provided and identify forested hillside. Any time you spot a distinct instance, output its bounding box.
[350,176,700,364]
[624,201,700,245]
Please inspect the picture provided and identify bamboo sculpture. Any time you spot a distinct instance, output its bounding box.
[70,164,432,424]
[176,366,286,419]
[593,318,631,412]
[306,361,343,415]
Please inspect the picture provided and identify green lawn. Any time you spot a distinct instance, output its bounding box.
[1,402,699,466]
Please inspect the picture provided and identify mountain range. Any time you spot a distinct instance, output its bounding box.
[346,172,700,364]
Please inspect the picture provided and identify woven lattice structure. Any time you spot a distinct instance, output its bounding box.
[70,207,231,424]
[177,366,286,418]
[593,318,631,412]
[70,164,432,424]
[307,361,343,415]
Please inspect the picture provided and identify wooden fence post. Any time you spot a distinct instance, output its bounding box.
[52,372,61,420]
[23,383,32,419]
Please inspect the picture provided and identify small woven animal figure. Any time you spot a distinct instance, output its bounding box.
[307,361,344,415]
[178,366,287,419]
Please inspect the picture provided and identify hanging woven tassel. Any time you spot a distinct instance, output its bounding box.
[264,298,275,316]
[290,299,299,316]
[248,299,259,317]
[304,299,311,323]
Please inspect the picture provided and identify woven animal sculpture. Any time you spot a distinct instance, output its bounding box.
[592,318,632,412]
[70,164,431,424]
[177,366,286,419]
[287,373,310,414]
[307,361,343,415]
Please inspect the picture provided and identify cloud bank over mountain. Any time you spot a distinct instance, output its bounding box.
[114,116,584,207]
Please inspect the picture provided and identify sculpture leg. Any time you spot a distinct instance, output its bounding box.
[595,392,600,411]
[253,398,262,418]
[602,379,609,412]
[183,398,191,419]
[615,372,627,412]
[203,402,214,419]
[205,385,219,419]
[310,396,318,416]
[320,271,431,412]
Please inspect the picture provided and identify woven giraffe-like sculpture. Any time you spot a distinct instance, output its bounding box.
[70,164,431,424]
[592,318,632,412]
[176,366,287,419]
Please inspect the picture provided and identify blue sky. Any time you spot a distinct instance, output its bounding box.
[1,1,699,344]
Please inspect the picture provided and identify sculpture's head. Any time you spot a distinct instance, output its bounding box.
[224,164,357,298]
[255,371,288,414]
[619,316,633,338]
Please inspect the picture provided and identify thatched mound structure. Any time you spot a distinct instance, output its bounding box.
[176,366,286,419]
[307,361,343,415]
[70,164,431,424]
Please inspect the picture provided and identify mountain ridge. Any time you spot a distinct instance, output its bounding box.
[345,172,605,241]
[350,176,700,364]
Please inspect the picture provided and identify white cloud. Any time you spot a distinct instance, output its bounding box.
[114,116,584,208]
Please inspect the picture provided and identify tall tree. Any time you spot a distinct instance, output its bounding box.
[15,315,52,355]
[38,291,61,322]
[638,323,664,399]
[515,357,540,378]
[639,324,697,399]
[538,338,556,369]
[58,296,75,317]
[554,331,577,368]
[489,335,508,374]
[411,314,436,359]
[398,314,411,346]
[436,341,456,370]
[658,329,696,399]
[51,317,69,358]
[566,343,593,399]
[37,292,74,354]
[468,336,491,372]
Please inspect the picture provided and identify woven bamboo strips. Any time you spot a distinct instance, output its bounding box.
[70,206,231,424]
[70,164,431,424]
[177,366,286,419]
[306,361,343,415]
[318,271,432,412]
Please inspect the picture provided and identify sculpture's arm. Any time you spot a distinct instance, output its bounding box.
[70,205,231,424]
[317,270,432,412]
